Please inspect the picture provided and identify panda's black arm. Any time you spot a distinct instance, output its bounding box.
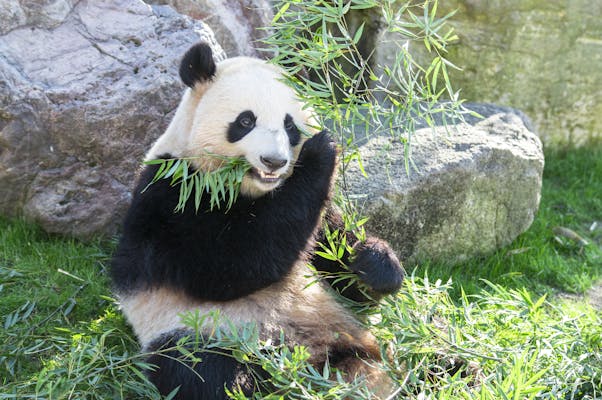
[311,207,405,303]
[193,131,338,300]
[111,132,338,301]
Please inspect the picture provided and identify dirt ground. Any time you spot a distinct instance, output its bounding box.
[558,281,602,311]
[587,282,602,310]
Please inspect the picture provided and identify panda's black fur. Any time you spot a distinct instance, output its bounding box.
[111,130,336,301]
[111,42,404,399]
[179,42,216,88]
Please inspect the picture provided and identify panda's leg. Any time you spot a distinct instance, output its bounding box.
[312,206,405,303]
[146,332,262,400]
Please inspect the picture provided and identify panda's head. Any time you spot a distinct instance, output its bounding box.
[147,43,317,198]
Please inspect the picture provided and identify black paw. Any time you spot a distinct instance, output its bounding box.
[349,238,404,295]
[297,130,337,173]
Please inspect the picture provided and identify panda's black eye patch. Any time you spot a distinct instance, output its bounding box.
[228,111,256,143]
[284,114,300,146]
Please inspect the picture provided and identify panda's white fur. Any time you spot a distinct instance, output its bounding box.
[111,43,403,399]
[146,57,316,198]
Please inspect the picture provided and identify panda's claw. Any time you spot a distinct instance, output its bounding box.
[297,130,337,171]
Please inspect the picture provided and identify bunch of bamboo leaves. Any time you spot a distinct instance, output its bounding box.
[143,156,251,213]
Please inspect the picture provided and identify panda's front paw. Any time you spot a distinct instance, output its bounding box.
[349,238,404,295]
[297,130,337,176]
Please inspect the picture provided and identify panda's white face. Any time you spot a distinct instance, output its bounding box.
[226,108,299,194]
[165,57,315,197]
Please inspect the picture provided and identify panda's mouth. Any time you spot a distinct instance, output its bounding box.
[250,168,282,184]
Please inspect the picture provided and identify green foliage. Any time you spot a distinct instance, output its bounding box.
[0,218,111,382]
[265,0,468,176]
[144,155,251,213]
[127,277,601,400]
[172,310,372,399]
[374,275,602,399]
[2,309,164,400]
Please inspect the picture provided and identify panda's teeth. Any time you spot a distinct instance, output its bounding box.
[251,168,281,183]
[259,170,276,178]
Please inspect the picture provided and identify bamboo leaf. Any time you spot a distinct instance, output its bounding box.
[353,22,365,44]
[315,250,337,261]
[143,158,166,165]
[194,173,202,211]
[272,2,290,23]
[164,159,181,179]
[153,160,169,181]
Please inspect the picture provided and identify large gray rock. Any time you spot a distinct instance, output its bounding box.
[344,104,544,264]
[146,0,273,57]
[0,0,224,237]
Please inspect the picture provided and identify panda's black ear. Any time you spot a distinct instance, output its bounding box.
[179,42,216,88]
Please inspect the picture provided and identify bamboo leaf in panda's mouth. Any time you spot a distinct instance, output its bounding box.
[142,154,251,213]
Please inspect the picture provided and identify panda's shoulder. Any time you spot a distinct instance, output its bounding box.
[123,154,196,234]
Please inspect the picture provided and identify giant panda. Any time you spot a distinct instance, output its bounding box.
[110,42,405,399]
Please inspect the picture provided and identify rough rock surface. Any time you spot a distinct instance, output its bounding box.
[0,0,224,237]
[0,0,76,34]
[374,0,602,144]
[146,0,273,57]
[344,104,544,264]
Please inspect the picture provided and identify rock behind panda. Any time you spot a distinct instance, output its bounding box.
[110,42,405,399]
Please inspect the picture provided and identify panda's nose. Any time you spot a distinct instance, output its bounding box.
[260,156,287,171]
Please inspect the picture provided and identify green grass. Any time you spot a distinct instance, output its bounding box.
[0,223,158,398]
[0,222,112,379]
[0,143,600,399]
